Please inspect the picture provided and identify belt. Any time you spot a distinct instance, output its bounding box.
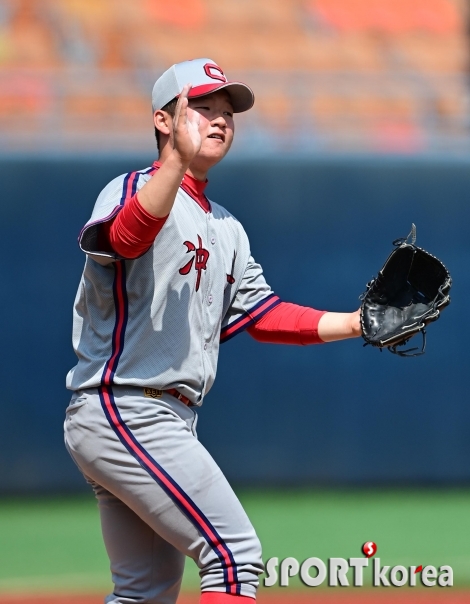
[166,388,192,406]
[143,387,192,406]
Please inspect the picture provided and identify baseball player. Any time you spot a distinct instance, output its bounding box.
[65,58,361,604]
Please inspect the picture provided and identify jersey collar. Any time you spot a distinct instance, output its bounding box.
[152,161,211,213]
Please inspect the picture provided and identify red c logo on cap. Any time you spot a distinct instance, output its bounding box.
[204,63,227,83]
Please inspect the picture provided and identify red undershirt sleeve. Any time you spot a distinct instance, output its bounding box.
[246,301,327,345]
[100,193,168,259]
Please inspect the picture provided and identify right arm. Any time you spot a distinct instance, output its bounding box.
[137,83,200,218]
[100,84,201,259]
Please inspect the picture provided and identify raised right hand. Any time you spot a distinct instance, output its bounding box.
[172,84,202,164]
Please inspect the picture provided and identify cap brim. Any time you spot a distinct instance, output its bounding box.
[188,82,254,113]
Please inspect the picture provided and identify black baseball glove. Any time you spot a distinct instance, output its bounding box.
[360,224,451,356]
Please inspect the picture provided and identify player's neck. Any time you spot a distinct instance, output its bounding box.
[185,166,207,182]
[158,147,208,182]
[152,160,209,211]
[153,159,208,188]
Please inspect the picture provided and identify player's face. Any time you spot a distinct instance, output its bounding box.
[187,90,235,172]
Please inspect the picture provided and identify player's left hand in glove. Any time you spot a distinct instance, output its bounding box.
[360,224,452,356]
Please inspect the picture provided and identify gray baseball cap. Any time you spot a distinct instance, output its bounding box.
[151,58,254,113]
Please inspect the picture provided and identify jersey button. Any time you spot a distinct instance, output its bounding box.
[208,294,213,305]
[211,237,216,245]
[204,343,208,350]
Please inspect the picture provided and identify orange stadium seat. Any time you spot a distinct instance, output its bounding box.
[0,71,52,116]
[307,0,463,34]
[254,92,292,132]
[205,0,298,31]
[352,94,418,121]
[144,0,207,29]
[6,0,62,68]
[435,91,467,118]
[98,29,130,69]
[111,95,151,132]
[311,91,419,125]
[397,35,467,72]
[288,35,384,72]
[64,94,109,119]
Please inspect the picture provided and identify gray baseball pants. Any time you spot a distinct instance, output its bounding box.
[64,386,263,603]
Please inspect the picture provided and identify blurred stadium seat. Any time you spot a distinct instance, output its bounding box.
[307,0,462,34]
[0,0,468,154]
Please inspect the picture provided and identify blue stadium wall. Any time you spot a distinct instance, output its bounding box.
[1,156,469,493]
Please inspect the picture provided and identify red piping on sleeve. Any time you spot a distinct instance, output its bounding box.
[246,302,327,345]
[100,194,168,259]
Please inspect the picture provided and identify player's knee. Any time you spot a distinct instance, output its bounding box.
[198,532,263,597]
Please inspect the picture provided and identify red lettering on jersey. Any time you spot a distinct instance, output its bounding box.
[226,250,236,284]
[179,235,210,291]
[203,63,227,83]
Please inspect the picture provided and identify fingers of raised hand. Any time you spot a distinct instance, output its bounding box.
[187,108,201,134]
[184,109,201,155]
[174,84,191,126]
[173,84,201,161]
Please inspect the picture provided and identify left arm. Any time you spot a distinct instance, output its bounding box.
[247,303,361,344]
[317,308,361,342]
[221,241,361,345]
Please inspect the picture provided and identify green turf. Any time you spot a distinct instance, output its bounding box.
[240,488,470,590]
[0,489,468,593]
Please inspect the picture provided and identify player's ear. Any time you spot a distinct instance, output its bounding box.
[154,109,172,137]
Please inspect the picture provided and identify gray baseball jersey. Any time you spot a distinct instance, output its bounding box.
[66,162,280,405]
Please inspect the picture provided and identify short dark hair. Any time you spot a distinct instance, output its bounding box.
[154,98,178,153]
